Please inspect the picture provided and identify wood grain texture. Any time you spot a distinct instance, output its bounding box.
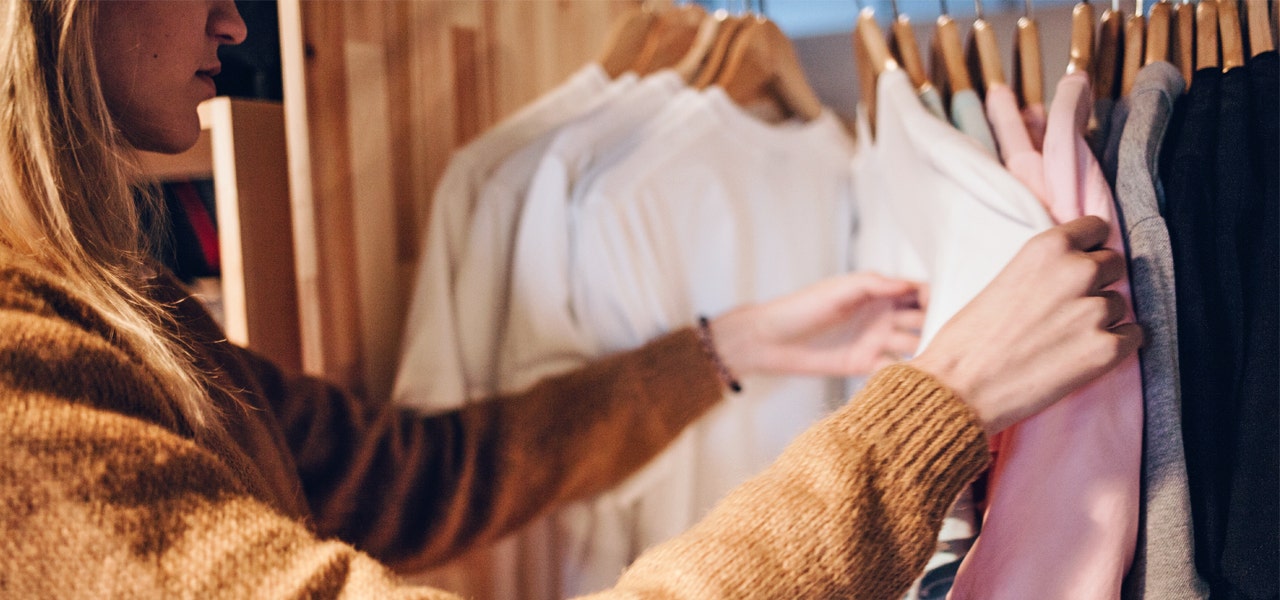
[278,0,642,397]
[205,98,302,374]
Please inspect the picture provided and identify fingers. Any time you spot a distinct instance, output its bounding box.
[893,308,925,332]
[1085,248,1127,291]
[1056,215,1111,252]
[886,329,921,357]
[852,272,924,302]
[1091,290,1129,328]
[1109,322,1145,355]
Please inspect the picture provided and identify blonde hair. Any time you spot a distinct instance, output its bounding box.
[1,0,220,433]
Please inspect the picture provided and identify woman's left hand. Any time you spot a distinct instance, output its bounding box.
[708,272,926,379]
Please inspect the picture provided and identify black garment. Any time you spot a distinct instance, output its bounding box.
[1162,66,1231,592]
[1221,50,1279,600]
[1164,59,1280,599]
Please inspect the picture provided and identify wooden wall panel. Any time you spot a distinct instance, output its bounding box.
[279,0,643,398]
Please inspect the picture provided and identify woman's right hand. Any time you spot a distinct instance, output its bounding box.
[909,216,1144,435]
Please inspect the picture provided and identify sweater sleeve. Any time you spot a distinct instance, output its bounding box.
[579,364,992,600]
[1,280,987,598]
[0,272,452,598]
[241,327,726,572]
[1,387,465,599]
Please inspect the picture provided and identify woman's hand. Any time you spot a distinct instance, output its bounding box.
[910,216,1144,435]
[708,273,926,379]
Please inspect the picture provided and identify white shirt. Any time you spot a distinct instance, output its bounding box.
[549,87,856,597]
[856,68,1053,598]
[450,74,640,401]
[485,71,689,600]
[392,64,612,598]
[392,64,611,414]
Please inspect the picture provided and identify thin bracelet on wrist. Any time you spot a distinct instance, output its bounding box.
[695,316,742,394]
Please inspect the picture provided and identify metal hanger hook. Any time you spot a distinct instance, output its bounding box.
[973,0,985,21]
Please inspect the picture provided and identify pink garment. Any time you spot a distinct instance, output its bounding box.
[1022,102,1047,152]
[986,85,1047,204]
[951,74,1142,599]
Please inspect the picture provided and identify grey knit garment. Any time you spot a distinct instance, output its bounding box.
[1101,95,1132,187]
[1114,61,1210,600]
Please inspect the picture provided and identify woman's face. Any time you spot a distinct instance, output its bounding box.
[93,0,247,154]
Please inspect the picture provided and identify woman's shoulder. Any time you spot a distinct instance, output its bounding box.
[0,252,184,424]
[0,251,120,342]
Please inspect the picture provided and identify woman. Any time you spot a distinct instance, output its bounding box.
[0,1,1141,598]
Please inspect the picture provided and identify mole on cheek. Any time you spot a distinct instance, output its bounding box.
[153,54,159,59]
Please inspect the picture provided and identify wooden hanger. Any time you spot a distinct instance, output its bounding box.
[1247,0,1275,57]
[1146,1,1172,65]
[633,4,708,75]
[887,0,931,91]
[1120,1,1146,96]
[1014,0,1045,107]
[675,10,730,82]
[599,7,658,78]
[933,0,975,105]
[1219,0,1246,70]
[1172,0,1195,87]
[693,15,749,87]
[854,6,893,134]
[966,0,1006,97]
[1274,0,1279,52]
[1093,1,1123,98]
[716,16,825,121]
[1197,0,1220,71]
[1069,0,1097,75]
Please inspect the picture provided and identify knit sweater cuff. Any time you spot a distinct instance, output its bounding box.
[628,327,727,428]
[843,363,992,511]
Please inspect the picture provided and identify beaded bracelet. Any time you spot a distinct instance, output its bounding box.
[696,316,742,393]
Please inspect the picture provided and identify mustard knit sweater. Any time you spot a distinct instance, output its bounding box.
[0,260,990,599]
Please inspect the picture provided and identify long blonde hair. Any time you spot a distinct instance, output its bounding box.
[1,0,219,433]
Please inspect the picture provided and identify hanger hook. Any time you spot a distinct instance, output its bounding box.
[890,0,900,18]
[973,0,985,20]
[938,0,949,16]
[758,0,767,16]
[1024,0,1033,18]
[1135,0,1143,16]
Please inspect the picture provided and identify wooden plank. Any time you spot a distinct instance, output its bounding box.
[205,98,302,373]
[279,0,365,391]
[275,0,653,397]
[453,26,484,146]
[345,41,403,404]
[278,0,324,378]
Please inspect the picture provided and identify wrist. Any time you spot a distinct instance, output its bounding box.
[908,351,1000,435]
[699,313,753,391]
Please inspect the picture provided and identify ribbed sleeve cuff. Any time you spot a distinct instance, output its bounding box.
[841,364,992,517]
[628,327,727,432]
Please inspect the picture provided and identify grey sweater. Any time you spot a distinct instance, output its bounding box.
[1113,61,1210,600]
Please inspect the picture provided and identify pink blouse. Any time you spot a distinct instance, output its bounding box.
[951,74,1143,599]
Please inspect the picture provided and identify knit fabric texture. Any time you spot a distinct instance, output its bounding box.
[0,258,990,598]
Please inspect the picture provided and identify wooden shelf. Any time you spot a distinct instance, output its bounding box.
[137,97,302,374]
